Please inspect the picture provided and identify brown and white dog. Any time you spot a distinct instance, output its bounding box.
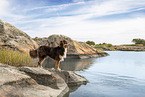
[29,40,68,70]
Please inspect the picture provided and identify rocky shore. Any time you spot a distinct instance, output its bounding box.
[96,44,145,51]
[0,63,88,97]
[113,46,145,51]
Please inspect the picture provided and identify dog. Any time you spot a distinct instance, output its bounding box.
[29,40,68,70]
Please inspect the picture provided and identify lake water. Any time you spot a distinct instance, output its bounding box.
[44,51,145,97]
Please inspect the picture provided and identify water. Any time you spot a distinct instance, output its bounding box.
[44,51,145,97]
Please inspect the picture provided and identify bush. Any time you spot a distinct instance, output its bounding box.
[0,48,32,67]
[86,41,95,45]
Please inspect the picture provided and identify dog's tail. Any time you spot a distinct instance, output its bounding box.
[29,49,38,58]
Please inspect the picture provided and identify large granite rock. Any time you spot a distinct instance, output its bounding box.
[47,69,88,87]
[0,63,88,97]
[33,35,108,58]
[0,19,38,52]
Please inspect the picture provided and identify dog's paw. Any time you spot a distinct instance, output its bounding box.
[37,66,42,68]
[56,68,61,71]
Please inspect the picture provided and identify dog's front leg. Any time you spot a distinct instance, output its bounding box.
[38,57,44,68]
[55,60,61,70]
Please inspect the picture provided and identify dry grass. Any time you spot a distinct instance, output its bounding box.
[0,48,33,67]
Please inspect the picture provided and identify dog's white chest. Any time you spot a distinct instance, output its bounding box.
[60,48,67,61]
[64,48,67,58]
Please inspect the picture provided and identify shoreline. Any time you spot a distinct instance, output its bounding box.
[96,45,145,51]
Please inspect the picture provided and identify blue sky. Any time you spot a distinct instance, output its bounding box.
[0,0,145,44]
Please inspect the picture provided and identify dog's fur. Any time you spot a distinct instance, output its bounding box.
[29,40,68,70]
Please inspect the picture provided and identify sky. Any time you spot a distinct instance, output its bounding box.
[0,0,145,45]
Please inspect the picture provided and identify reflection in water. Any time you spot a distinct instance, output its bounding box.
[43,58,96,71]
[63,85,82,97]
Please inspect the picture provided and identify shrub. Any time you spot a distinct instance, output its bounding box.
[86,41,95,45]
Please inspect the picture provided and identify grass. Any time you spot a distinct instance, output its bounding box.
[0,48,33,67]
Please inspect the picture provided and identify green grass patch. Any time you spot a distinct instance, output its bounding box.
[0,48,33,67]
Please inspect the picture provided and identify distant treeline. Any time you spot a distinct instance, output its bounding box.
[132,38,145,45]
[86,40,113,47]
[86,38,145,46]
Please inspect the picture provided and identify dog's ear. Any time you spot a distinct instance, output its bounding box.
[60,40,63,47]
[63,40,66,44]
[63,40,68,44]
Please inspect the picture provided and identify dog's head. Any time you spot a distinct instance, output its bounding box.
[60,40,68,48]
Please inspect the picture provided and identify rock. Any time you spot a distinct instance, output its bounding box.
[47,69,88,87]
[101,45,145,51]
[19,67,68,90]
[19,66,52,75]
[0,19,38,52]
[0,64,67,97]
[0,63,88,97]
[19,67,69,97]
[20,67,88,87]
[0,63,38,97]
[115,46,145,51]
[0,63,32,86]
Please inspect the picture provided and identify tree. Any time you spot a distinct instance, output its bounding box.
[34,37,39,39]
[86,41,95,46]
[102,43,106,45]
[132,38,145,44]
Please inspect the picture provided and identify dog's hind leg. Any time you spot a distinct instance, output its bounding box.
[55,60,61,70]
[38,57,44,68]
